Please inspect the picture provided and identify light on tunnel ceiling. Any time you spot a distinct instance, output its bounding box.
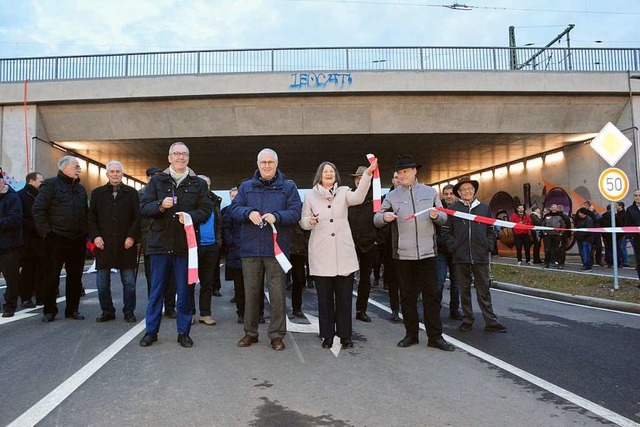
[77,159,87,172]
[545,151,564,165]
[88,163,100,178]
[526,157,543,170]
[481,171,493,180]
[494,166,508,178]
[509,162,524,174]
[471,173,482,181]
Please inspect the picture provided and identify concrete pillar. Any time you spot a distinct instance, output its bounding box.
[0,105,39,189]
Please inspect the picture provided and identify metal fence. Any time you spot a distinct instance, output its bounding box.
[1,46,639,83]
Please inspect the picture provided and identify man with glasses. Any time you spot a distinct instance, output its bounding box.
[232,148,302,351]
[139,142,212,348]
[626,190,640,284]
[442,176,507,333]
[33,156,88,322]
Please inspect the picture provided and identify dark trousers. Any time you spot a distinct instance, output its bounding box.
[381,244,399,311]
[633,237,640,280]
[531,231,543,263]
[290,254,306,311]
[146,254,192,334]
[395,257,442,340]
[212,249,222,292]
[43,234,85,317]
[355,247,375,313]
[191,243,220,316]
[514,233,531,262]
[314,274,354,340]
[145,253,176,311]
[455,263,500,327]
[436,252,460,313]
[230,268,264,317]
[543,234,561,267]
[19,256,45,303]
[1,249,21,312]
[592,234,603,265]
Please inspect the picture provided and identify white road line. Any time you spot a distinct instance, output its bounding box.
[0,290,98,326]
[8,320,146,427]
[492,260,639,280]
[493,287,640,317]
[365,295,640,427]
[287,331,306,364]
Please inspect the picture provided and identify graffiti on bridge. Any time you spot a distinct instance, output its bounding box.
[289,72,352,90]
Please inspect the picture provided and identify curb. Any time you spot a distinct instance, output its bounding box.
[493,281,640,314]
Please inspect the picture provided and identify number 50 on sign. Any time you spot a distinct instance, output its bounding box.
[598,168,629,201]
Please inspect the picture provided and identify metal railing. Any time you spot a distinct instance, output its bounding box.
[1,46,638,83]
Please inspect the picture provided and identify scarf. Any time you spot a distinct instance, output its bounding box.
[169,167,189,187]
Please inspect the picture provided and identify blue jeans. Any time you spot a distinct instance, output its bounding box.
[146,254,192,335]
[436,252,460,313]
[579,241,593,268]
[618,237,629,266]
[96,268,136,315]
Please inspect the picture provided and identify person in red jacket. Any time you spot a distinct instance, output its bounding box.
[509,204,533,265]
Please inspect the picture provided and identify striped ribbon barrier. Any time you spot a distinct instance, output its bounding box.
[405,206,640,234]
[366,153,381,212]
[271,223,293,273]
[181,212,199,284]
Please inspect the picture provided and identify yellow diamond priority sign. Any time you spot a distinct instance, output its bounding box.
[590,122,632,167]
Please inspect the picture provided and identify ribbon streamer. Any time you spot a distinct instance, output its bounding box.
[182,213,199,285]
[270,223,292,273]
[366,153,381,212]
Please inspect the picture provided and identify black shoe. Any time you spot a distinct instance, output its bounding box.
[449,311,463,321]
[177,333,194,348]
[42,314,55,323]
[356,312,372,322]
[96,312,116,322]
[485,323,507,333]
[397,336,419,347]
[212,290,222,297]
[389,310,400,321]
[230,296,236,303]
[427,338,455,352]
[322,338,333,349]
[164,309,177,319]
[259,315,265,324]
[383,284,389,290]
[35,300,44,306]
[80,287,86,297]
[21,300,35,309]
[2,311,14,318]
[124,313,137,323]
[65,312,85,320]
[237,315,244,324]
[292,309,305,318]
[341,338,354,349]
[459,323,473,332]
[140,333,158,347]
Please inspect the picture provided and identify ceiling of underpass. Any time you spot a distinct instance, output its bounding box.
[56,132,586,189]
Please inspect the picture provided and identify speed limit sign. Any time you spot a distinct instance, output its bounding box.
[598,168,629,201]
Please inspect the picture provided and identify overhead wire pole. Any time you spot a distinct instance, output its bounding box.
[515,24,575,70]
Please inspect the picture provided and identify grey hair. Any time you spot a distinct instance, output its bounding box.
[168,141,189,155]
[442,184,454,191]
[198,175,211,187]
[312,161,340,187]
[57,156,77,171]
[105,160,124,173]
[257,148,278,162]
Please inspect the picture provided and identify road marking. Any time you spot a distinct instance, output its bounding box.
[492,260,639,280]
[493,287,640,317]
[8,320,146,427]
[287,331,306,364]
[0,290,98,326]
[366,296,639,427]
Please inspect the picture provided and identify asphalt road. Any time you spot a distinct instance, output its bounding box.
[1,262,639,427]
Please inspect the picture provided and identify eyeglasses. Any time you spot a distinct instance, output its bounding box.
[259,161,276,166]
[458,188,475,193]
[171,151,190,157]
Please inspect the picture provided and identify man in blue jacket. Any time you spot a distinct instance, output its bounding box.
[0,167,23,317]
[232,148,302,351]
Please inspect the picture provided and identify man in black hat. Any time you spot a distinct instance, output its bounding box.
[442,176,507,333]
[348,165,377,323]
[373,155,455,352]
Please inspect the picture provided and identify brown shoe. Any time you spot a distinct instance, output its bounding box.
[199,316,217,326]
[237,335,258,347]
[271,337,285,351]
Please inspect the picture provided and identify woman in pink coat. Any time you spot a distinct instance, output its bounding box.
[300,160,377,349]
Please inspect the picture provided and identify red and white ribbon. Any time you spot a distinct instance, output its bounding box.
[366,153,381,212]
[182,212,199,285]
[429,207,640,234]
[270,223,292,273]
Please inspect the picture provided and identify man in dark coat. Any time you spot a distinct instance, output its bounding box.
[33,156,88,322]
[348,165,378,323]
[0,167,23,317]
[88,160,141,323]
[626,189,640,283]
[139,142,212,348]
[17,171,45,308]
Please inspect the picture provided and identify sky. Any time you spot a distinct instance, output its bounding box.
[1,0,640,58]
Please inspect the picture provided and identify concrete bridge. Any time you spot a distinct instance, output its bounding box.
[0,47,639,206]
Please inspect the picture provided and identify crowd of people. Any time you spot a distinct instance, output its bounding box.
[6,145,637,351]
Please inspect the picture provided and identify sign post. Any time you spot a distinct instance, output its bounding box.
[591,122,632,290]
